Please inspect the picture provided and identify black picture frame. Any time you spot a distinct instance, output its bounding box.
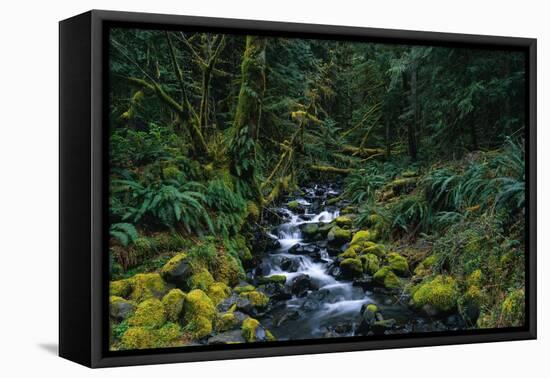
[59,9,537,368]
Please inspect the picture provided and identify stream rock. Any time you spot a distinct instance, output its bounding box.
[290,274,312,297]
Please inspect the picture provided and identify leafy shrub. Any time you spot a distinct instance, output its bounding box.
[110,223,138,246]
[205,179,247,237]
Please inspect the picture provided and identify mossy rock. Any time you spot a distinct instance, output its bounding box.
[501,289,525,327]
[160,253,192,288]
[401,170,418,178]
[234,284,256,294]
[459,285,484,325]
[340,206,357,215]
[338,248,358,260]
[340,258,364,278]
[350,230,376,246]
[212,252,243,287]
[327,226,352,245]
[129,273,168,302]
[466,269,483,287]
[373,266,401,290]
[412,275,459,313]
[161,289,186,322]
[363,243,386,257]
[128,298,167,328]
[155,322,183,347]
[387,252,409,276]
[360,254,380,275]
[413,255,438,277]
[239,290,269,308]
[207,282,231,305]
[183,289,216,339]
[187,269,215,291]
[287,201,300,211]
[215,312,242,332]
[334,216,353,228]
[390,177,417,194]
[110,279,132,298]
[121,327,156,350]
[302,223,320,239]
[241,318,275,342]
[257,275,287,285]
[109,296,135,321]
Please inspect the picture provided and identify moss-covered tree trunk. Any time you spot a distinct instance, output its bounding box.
[230,36,267,199]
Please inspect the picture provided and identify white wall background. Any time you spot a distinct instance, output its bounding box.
[0,0,546,376]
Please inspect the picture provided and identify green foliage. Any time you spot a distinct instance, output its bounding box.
[110,223,138,246]
[205,179,247,237]
[344,167,387,204]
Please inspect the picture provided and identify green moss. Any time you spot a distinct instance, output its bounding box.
[501,289,525,327]
[207,282,231,305]
[257,275,287,285]
[234,284,256,294]
[350,230,375,245]
[187,269,215,291]
[412,275,460,312]
[240,290,269,308]
[110,296,135,319]
[155,322,182,347]
[341,206,357,215]
[413,255,437,276]
[241,318,275,342]
[387,253,409,276]
[302,223,320,238]
[133,237,153,257]
[246,201,260,220]
[366,304,378,313]
[287,201,300,211]
[334,216,353,228]
[338,248,358,259]
[340,258,364,278]
[373,267,401,289]
[110,279,132,298]
[183,289,216,339]
[128,298,167,328]
[360,253,380,275]
[391,177,416,193]
[160,252,188,277]
[121,327,156,350]
[328,226,352,245]
[215,312,239,332]
[162,166,181,180]
[466,269,483,287]
[363,243,386,257]
[129,273,167,302]
[161,289,186,322]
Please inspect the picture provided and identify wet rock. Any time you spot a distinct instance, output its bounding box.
[280,257,301,272]
[261,282,292,301]
[109,296,135,321]
[207,330,246,344]
[255,262,271,276]
[275,309,301,327]
[370,319,397,334]
[160,254,192,288]
[290,274,312,297]
[352,277,373,290]
[265,238,281,251]
[301,223,320,240]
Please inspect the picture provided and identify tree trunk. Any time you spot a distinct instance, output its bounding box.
[407,67,418,161]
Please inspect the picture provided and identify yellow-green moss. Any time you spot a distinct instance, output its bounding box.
[162,166,181,180]
[241,318,275,342]
[413,255,438,276]
[207,282,231,305]
[129,273,167,302]
[128,298,167,328]
[185,316,212,339]
[363,243,386,257]
[183,289,216,339]
[373,266,401,289]
[234,284,256,294]
[387,252,409,276]
[501,289,525,327]
[215,312,239,332]
[338,248,358,259]
[187,269,215,291]
[257,275,287,285]
[121,327,156,350]
[247,201,260,220]
[161,289,186,322]
[240,290,269,308]
[350,230,375,245]
[287,201,300,211]
[329,226,352,244]
[155,322,182,347]
[366,303,378,313]
[412,275,459,312]
[360,254,380,275]
[110,279,132,298]
[391,177,416,191]
[340,258,364,278]
[160,253,188,278]
[466,269,483,287]
[334,216,353,228]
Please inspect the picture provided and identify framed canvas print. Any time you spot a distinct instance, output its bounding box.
[59,10,536,368]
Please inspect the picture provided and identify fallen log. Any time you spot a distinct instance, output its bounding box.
[341,145,385,158]
[309,164,353,175]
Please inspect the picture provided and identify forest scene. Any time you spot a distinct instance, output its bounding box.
[108,27,527,351]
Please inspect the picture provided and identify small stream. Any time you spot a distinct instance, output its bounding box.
[252,184,465,340]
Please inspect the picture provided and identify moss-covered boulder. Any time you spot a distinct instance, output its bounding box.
[207,282,231,305]
[360,254,380,275]
[129,273,168,302]
[301,223,320,240]
[187,269,215,291]
[327,226,352,245]
[239,290,269,309]
[121,327,156,350]
[459,285,484,325]
[338,248,358,260]
[387,252,409,276]
[340,258,364,278]
[214,311,247,332]
[183,289,216,339]
[334,216,353,228]
[257,275,287,285]
[128,298,167,328]
[340,206,357,215]
[110,279,132,298]
[161,289,186,322]
[501,289,525,327]
[413,255,437,277]
[287,200,300,211]
[363,243,386,257]
[412,275,459,314]
[160,253,192,288]
[155,322,183,347]
[234,284,256,294]
[391,177,416,194]
[350,230,375,245]
[466,269,483,287]
[109,296,135,321]
[373,266,401,290]
[241,318,275,342]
